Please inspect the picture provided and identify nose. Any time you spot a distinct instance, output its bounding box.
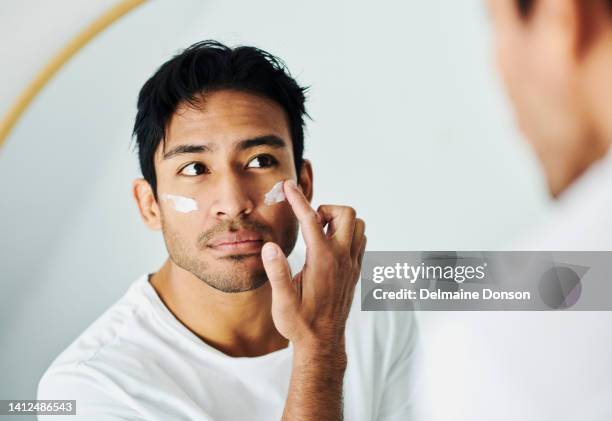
[209,172,255,220]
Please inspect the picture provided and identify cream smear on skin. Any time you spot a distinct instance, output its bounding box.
[161,194,199,213]
[264,181,286,205]
[162,181,285,213]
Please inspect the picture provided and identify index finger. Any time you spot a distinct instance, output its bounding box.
[283,179,327,248]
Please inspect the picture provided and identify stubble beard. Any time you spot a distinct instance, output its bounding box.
[160,216,299,293]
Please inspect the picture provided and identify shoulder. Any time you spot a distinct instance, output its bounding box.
[37,361,144,420]
[38,275,154,395]
[38,359,109,400]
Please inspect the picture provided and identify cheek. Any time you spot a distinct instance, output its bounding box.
[159,211,197,254]
[258,202,298,240]
[172,177,287,206]
[496,35,549,129]
[262,200,293,225]
[496,34,527,100]
[160,193,199,213]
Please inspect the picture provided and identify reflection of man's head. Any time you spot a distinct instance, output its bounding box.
[487,0,612,196]
[131,41,312,293]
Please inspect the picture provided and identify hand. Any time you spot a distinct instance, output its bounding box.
[261,179,367,353]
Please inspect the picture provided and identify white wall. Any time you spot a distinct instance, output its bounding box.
[0,0,121,115]
[0,0,552,418]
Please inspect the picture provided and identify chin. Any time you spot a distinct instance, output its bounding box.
[212,275,269,293]
[218,252,262,262]
[203,260,269,293]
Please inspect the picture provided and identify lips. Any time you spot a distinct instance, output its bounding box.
[207,230,264,254]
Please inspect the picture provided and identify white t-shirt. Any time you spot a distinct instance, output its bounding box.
[513,148,612,250]
[37,274,419,421]
[418,151,612,421]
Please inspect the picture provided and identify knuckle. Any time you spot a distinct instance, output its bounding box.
[356,218,366,231]
[268,262,288,277]
[357,236,367,254]
[306,210,320,223]
[272,267,287,278]
[278,300,297,314]
[344,206,357,219]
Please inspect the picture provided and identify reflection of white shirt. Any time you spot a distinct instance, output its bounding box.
[37,273,419,421]
[421,150,612,421]
[513,150,612,421]
[515,149,612,250]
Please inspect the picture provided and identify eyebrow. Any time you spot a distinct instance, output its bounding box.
[236,135,286,151]
[162,135,287,160]
[162,144,212,160]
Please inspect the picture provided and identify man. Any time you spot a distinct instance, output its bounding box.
[489,0,612,247]
[37,41,418,420]
[427,2,612,420]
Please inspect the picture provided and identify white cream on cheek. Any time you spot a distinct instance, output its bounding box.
[161,181,284,212]
[264,180,286,205]
[161,193,199,213]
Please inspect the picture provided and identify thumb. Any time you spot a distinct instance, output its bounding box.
[261,242,298,312]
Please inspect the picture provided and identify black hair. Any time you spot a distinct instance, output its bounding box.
[516,0,612,18]
[132,40,309,199]
[517,0,533,17]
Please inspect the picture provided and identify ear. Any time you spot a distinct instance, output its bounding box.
[132,178,162,230]
[534,0,596,62]
[297,159,314,204]
[536,0,612,64]
[487,0,522,31]
[573,0,612,58]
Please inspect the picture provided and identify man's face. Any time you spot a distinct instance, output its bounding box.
[151,90,303,292]
[486,0,598,195]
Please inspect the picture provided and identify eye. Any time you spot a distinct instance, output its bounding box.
[179,162,208,176]
[246,154,279,169]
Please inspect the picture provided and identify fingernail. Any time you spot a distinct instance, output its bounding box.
[262,243,278,261]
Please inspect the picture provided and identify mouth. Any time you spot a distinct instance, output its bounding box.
[207,231,265,255]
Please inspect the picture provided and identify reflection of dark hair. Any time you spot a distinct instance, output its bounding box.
[516,0,533,17]
[132,40,308,199]
[516,0,612,18]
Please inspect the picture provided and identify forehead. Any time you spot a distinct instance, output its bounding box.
[161,89,292,154]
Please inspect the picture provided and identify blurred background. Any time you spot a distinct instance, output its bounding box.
[0,0,554,420]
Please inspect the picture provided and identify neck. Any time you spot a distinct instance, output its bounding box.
[150,258,288,357]
[543,97,612,197]
[543,142,610,198]
[548,30,612,196]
